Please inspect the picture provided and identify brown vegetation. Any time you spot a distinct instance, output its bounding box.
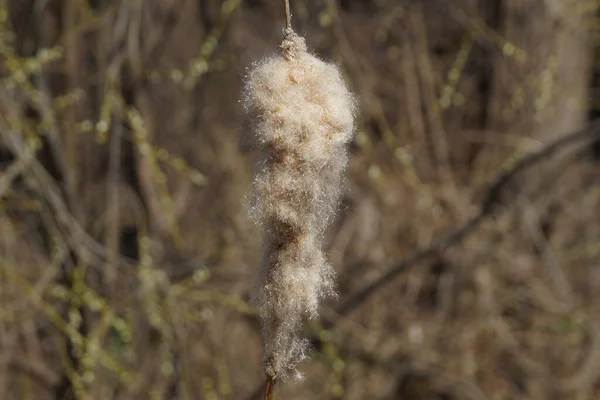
[0,0,599,399]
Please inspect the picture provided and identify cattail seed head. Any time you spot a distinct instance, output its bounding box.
[244,30,356,379]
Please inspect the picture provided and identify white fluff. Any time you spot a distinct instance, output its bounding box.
[243,30,356,379]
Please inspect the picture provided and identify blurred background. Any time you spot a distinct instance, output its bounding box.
[1,0,600,399]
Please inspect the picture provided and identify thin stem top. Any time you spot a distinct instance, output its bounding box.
[283,0,292,31]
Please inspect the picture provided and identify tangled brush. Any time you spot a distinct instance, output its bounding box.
[243,28,356,383]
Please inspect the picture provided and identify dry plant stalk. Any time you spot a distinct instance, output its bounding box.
[243,17,356,389]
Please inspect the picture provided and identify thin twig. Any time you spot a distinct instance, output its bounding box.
[333,118,600,321]
[283,0,292,31]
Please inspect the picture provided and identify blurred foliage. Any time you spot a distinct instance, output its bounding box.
[0,0,600,399]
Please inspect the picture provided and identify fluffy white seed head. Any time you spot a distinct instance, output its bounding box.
[244,30,356,380]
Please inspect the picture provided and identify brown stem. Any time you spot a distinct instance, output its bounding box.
[283,0,292,31]
[264,375,275,400]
